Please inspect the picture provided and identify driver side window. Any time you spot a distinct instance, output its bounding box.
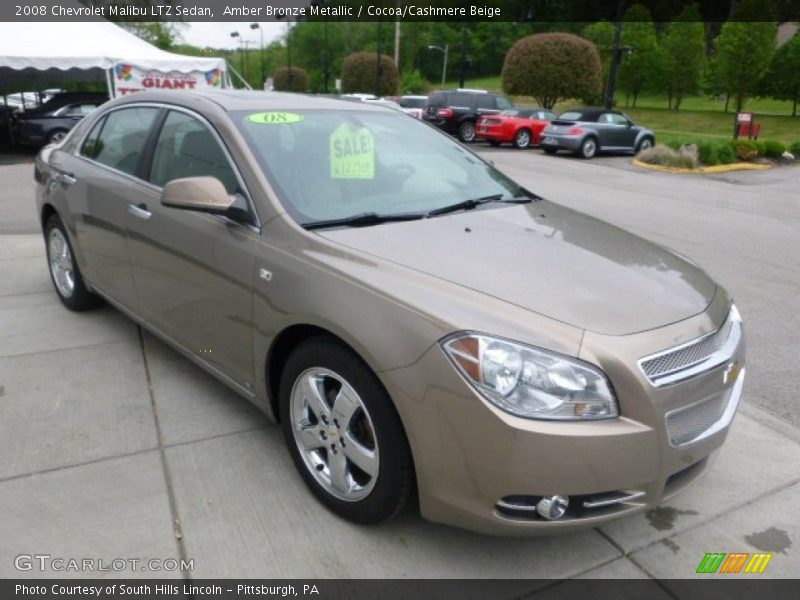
[148,110,239,194]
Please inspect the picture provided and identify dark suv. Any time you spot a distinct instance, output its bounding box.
[423,90,513,142]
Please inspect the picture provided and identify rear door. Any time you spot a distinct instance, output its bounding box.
[61,106,160,310]
[125,108,259,390]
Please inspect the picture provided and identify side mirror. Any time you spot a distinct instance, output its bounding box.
[161,176,233,214]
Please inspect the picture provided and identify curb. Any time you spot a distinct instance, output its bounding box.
[631,159,772,174]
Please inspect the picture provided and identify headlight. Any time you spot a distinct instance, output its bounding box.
[442,333,618,420]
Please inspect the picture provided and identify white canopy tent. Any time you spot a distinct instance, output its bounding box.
[0,20,230,97]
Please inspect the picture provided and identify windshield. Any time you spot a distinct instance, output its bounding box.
[400,97,425,108]
[234,109,522,226]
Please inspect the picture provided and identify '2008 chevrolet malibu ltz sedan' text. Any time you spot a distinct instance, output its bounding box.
[34,91,745,535]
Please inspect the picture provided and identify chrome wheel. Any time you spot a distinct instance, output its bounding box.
[290,367,379,502]
[581,138,597,158]
[514,130,531,148]
[459,122,476,143]
[49,131,67,144]
[48,228,75,298]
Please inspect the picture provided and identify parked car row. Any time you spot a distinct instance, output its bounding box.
[418,88,655,158]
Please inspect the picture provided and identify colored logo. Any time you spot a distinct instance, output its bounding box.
[115,63,133,81]
[205,69,222,87]
[696,552,773,574]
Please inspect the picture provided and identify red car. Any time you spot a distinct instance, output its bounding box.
[476,108,557,149]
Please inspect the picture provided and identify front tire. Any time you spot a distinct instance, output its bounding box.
[458,121,476,143]
[44,214,101,311]
[279,337,413,524]
[578,137,598,159]
[636,137,654,153]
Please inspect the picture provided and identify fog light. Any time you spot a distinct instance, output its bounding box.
[536,495,569,520]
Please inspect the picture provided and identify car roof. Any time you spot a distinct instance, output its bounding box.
[112,90,394,113]
[560,107,619,121]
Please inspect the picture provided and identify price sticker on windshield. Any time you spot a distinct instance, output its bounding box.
[245,112,304,125]
[329,123,375,179]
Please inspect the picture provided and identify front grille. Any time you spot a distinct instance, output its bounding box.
[665,391,729,447]
[640,312,735,386]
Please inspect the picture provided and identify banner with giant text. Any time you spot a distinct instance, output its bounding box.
[113,63,225,96]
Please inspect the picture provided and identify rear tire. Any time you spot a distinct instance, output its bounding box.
[279,337,414,525]
[513,129,531,149]
[47,129,69,145]
[578,137,598,159]
[458,121,476,143]
[44,214,101,311]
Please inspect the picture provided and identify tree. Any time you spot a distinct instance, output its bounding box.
[120,22,186,50]
[617,4,660,108]
[761,33,800,116]
[501,33,602,109]
[582,20,615,105]
[662,4,706,110]
[714,0,777,113]
[273,67,309,93]
[341,52,400,96]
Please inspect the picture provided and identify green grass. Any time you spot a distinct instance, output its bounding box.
[438,75,800,145]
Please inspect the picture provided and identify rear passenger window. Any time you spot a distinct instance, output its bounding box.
[476,96,496,110]
[148,110,239,194]
[81,107,159,176]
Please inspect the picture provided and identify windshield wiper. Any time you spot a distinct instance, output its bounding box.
[303,211,425,230]
[426,194,532,217]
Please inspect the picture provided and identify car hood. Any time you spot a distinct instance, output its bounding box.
[316,201,717,336]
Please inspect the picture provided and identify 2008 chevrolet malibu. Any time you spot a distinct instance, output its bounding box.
[34,91,745,534]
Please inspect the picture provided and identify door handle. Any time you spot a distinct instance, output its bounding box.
[55,171,77,186]
[128,203,152,220]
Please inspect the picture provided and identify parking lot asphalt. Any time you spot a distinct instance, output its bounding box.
[0,147,798,581]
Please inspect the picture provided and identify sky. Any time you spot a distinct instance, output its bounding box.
[181,22,286,50]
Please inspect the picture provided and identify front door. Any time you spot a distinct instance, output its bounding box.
[125,109,258,390]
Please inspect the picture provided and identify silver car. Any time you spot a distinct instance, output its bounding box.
[540,108,655,159]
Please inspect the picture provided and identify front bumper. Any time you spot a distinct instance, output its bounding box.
[380,293,745,535]
[476,123,513,143]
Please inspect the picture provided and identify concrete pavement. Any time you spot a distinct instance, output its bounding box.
[0,149,798,580]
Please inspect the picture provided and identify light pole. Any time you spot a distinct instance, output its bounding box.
[230,31,243,87]
[250,23,265,90]
[427,44,448,86]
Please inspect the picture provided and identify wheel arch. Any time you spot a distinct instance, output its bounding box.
[266,323,378,424]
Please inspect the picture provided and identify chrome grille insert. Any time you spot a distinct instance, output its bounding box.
[639,307,742,387]
[664,367,746,447]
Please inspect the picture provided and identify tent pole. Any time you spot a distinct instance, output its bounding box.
[226,62,252,90]
[105,68,115,98]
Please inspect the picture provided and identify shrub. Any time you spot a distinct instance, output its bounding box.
[697,141,720,166]
[501,33,602,109]
[400,69,430,94]
[637,144,698,169]
[341,52,399,96]
[717,143,736,164]
[761,140,786,158]
[273,66,309,92]
[729,139,759,161]
[753,140,766,156]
